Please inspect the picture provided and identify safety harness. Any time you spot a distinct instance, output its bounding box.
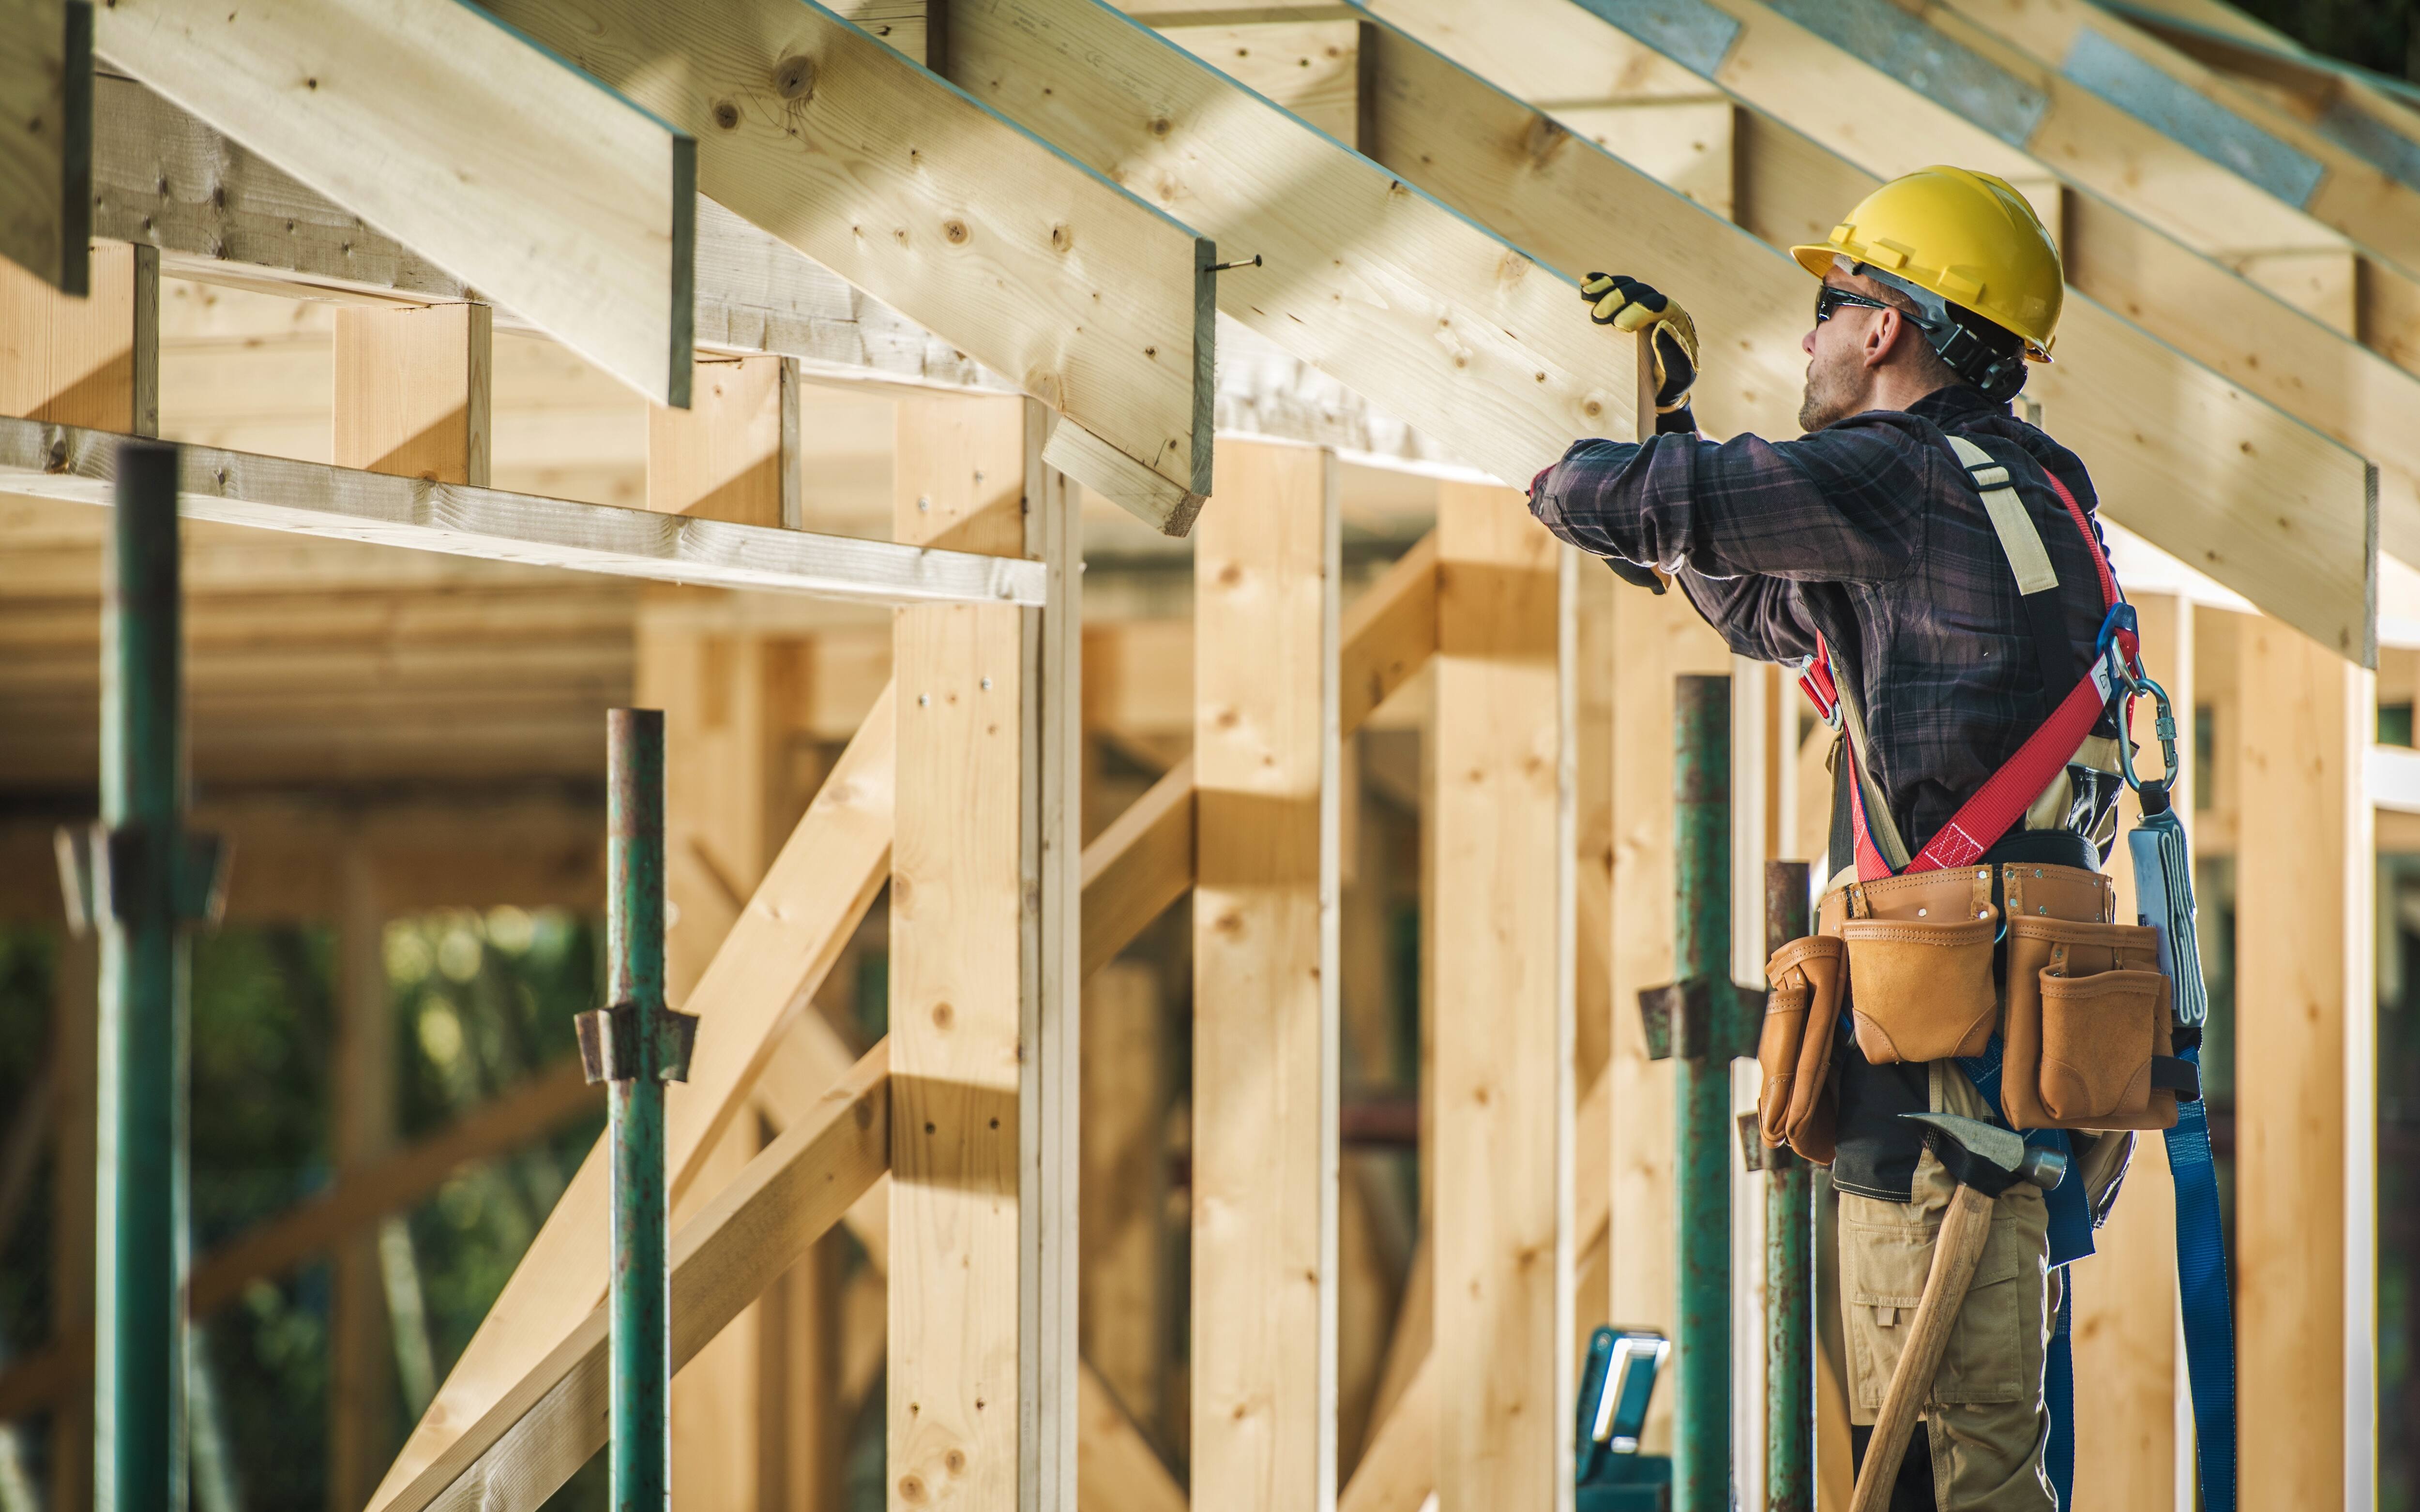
[1793,434,2236,1512]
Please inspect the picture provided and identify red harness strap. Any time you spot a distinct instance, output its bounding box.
[1812,464,2136,881]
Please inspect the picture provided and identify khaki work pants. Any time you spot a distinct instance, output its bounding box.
[1839,1068,2057,1512]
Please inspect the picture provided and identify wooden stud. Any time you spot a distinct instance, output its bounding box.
[763,1228,849,1512]
[945,0,1642,494]
[98,0,693,407]
[0,239,154,433]
[333,303,492,486]
[1429,482,1572,1512]
[484,0,1215,530]
[2074,593,2192,1508]
[329,849,395,1512]
[0,0,91,294]
[890,392,1079,1511]
[2234,610,2372,1510]
[1080,961,1168,1448]
[648,355,798,528]
[1190,439,1342,1512]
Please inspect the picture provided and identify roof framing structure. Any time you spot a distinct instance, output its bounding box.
[94,0,700,408]
[1361,0,2420,574]
[0,0,91,294]
[1227,0,2376,662]
[483,0,1220,533]
[939,0,1644,489]
[0,418,1047,606]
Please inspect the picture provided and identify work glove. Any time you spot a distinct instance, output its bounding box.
[1581,273,1698,418]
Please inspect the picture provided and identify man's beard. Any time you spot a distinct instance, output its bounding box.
[1797,357,1857,434]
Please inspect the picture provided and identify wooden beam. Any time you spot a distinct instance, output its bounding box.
[333,302,491,487]
[2234,610,2372,1509]
[0,239,153,432]
[1191,438,1342,1511]
[372,688,897,1512]
[1359,0,2382,664]
[0,418,1047,606]
[1340,533,1440,735]
[649,354,798,528]
[1155,13,1371,147]
[97,0,695,407]
[0,0,90,293]
[889,392,1081,1509]
[944,0,1640,494]
[484,0,1215,532]
[1429,481,1572,1512]
[378,1045,889,1512]
[1337,1352,1434,1512]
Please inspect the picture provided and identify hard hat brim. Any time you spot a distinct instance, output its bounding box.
[1789,244,1837,281]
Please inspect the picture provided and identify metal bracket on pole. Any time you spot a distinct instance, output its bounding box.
[55,823,229,937]
[576,1002,699,1085]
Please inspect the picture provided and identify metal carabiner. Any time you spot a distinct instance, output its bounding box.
[2116,673,2183,797]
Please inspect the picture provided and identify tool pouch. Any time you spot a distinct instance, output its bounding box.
[1759,935,1846,1160]
[1833,868,2001,1064]
[2001,916,2174,1130]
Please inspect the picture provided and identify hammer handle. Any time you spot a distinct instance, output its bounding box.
[1849,1183,1997,1512]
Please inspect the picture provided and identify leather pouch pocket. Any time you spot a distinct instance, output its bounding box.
[1760,936,1846,1154]
[1838,912,1999,1064]
[2002,919,2173,1130]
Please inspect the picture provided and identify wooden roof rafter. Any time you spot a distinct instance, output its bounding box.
[481,0,1223,534]
[0,0,92,294]
[94,0,701,408]
[1355,0,2420,583]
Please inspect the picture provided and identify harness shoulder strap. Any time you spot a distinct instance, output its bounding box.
[1946,434,2075,721]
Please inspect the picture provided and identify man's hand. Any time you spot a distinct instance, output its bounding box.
[1581,273,1698,415]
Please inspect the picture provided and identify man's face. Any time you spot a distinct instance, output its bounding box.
[1797,265,1894,433]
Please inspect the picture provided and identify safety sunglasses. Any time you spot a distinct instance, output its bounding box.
[1814,285,1896,326]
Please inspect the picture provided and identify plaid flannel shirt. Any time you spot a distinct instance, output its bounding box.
[1528,384,2122,863]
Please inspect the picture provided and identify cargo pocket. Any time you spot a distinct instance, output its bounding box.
[1839,911,1998,1064]
[1760,936,1845,1149]
[1841,1204,2036,1416]
[2001,918,2169,1129]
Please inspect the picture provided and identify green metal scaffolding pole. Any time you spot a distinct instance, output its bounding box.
[577,710,693,1512]
[91,441,215,1512]
[1765,861,1814,1512]
[1670,674,1735,1512]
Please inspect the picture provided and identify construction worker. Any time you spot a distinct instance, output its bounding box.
[1528,167,2142,1511]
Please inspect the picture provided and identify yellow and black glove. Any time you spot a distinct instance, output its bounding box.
[1581,273,1699,421]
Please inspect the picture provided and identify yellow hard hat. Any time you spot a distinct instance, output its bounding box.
[1790,166,2063,360]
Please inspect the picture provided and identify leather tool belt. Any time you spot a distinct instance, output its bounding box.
[1758,860,2190,1161]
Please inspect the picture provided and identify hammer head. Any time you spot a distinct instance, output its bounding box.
[1899,1111,2067,1198]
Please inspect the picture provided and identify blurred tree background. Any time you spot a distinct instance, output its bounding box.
[2233,0,2420,79]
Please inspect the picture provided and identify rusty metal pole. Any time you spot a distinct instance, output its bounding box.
[1670,674,1733,1512]
[1765,861,1815,1512]
[577,710,694,1512]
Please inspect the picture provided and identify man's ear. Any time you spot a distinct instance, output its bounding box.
[1860,309,1894,370]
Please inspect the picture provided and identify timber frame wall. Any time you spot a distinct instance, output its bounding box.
[0,0,2410,1509]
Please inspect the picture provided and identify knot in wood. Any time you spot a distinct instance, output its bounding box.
[773,54,816,101]
[1149,116,1173,137]
[943,219,970,245]
[711,99,740,131]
